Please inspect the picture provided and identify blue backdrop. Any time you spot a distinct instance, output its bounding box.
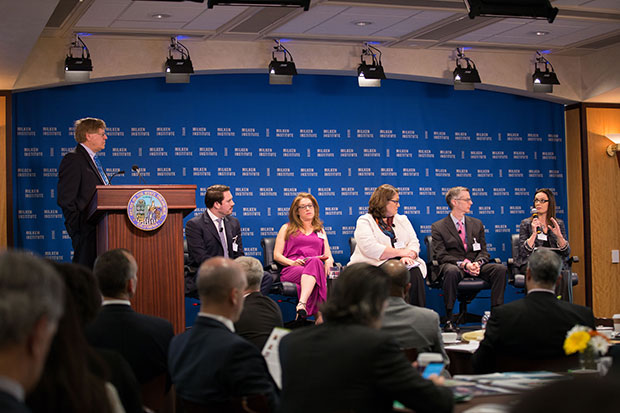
[12,73,566,315]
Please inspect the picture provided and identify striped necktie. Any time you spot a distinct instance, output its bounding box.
[93,155,109,185]
[458,220,467,251]
[217,218,229,258]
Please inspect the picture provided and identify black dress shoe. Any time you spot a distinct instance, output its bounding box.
[443,320,458,332]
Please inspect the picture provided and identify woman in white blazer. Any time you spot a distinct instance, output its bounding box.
[349,184,427,307]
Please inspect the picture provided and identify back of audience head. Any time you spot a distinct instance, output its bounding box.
[94,248,137,299]
[321,263,390,328]
[234,256,263,292]
[52,262,101,327]
[527,248,562,289]
[0,250,64,392]
[197,257,247,321]
[380,260,411,298]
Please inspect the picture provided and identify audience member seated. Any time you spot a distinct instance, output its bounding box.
[86,249,174,391]
[380,260,449,366]
[278,263,453,413]
[349,184,427,307]
[168,257,279,411]
[274,192,334,322]
[431,186,506,331]
[0,251,64,413]
[52,262,143,413]
[517,188,572,300]
[472,248,595,373]
[233,256,283,350]
[26,262,123,413]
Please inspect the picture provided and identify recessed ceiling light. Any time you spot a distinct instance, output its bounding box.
[151,13,171,20]
[354,21,372,27]
[535,31,550,36]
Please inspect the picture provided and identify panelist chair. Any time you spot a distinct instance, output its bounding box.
[507,234,579,302]
[260,237,298,298]
[184,239,199,299]
[349,237,357,258]
[424,235,492,325]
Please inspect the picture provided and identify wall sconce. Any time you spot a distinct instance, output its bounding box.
[606,133,620,168]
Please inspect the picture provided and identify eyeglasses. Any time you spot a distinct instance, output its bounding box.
[91,132,106,137]
[298,204,314,210]
[455,198,472,202]
[388,199,400,204]
[534,199,549,204]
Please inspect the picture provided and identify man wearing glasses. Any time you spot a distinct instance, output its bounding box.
[431,186,506,331]
[58,117,110,268]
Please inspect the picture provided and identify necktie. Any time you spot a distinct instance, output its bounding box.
[217,218,229,258]
[93,155,110,185]
[458,220,467,251]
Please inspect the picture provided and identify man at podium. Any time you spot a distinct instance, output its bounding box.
[57,117,109,268]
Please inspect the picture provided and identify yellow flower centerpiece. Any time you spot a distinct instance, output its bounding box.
[564,325,611,370]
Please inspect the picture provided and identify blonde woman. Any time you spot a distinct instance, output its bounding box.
[274,193,334,320]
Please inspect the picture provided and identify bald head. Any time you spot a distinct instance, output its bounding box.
[380,260,411,297]
[197,257,247,303]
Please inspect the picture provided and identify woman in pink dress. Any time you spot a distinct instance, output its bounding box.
[274,193,334,321]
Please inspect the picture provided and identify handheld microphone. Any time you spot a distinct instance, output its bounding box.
[531,207,541,234]
[132,165,147,185]
[108,170,125,183]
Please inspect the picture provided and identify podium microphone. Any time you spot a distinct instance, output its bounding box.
[108,170,125,183]
[531,207,541,234]
[132,165,147,185]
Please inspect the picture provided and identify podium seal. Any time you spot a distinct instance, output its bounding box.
[127,189,168,231]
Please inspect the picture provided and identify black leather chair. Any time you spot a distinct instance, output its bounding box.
[260,237,298,297]
[507,233,579,301]
[424,235,493,325]
[349,237,357,257]
[184,239,199,299]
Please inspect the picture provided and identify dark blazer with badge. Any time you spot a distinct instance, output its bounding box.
[57,144,106,268]
[431,215,490,267]
[472,291,595,373]
[85,304,174,386]
[185,211,244,268]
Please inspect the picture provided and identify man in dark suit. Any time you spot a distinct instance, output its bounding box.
[233,256,283,350]
[184,184,244,295]
[86,249,174,387]
[431,186,506,331]
[279,263,453,413]
[380,260,449,365]
[472,248,595,373]
[0,251,64,413]
[57,117,110,269]
[168,257,278,411]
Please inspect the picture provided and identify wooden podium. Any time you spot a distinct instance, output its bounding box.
[88,185,196,333]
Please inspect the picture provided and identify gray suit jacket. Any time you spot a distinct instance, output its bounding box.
[381,297,449,365]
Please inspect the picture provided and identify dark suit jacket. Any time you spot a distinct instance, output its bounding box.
[431,215,490,265]
[471,291,595,373]
[0,390,30,413]
[234,292,283,350]
[517,217,570,269]
[85,304,174,385]
[168,316,278,409]
[279,322,453,413]
[185,212,244,268]
[57,144,106,267]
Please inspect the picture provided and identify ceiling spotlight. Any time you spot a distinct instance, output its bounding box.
[354,21,372,27]
[453,48,481,90]
[207,0,310,10]
[65,34,92,82]
[269,40,297,85]
[358,43,385,88]
[463,0,558,23]
[165,37,194,84]
[532,51,559,93]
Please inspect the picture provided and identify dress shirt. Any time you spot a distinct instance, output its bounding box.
[102,299,132,306]
[527,288,556,295]
[207,209,228,247]
[0,376,24,402]
[197,313,235,332]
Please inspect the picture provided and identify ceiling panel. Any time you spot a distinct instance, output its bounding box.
[272,5,349,34]
[183,7,247,31]
[304,6,421,36]
[554,0,620,11]
[117,1,207,23]
[371,10,457,38]
[76,0,131,27]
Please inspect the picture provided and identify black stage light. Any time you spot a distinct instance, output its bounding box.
[453,48,481,90]
[463,0,558,23]
[165,37,194,83]
[532,51,559,93]
[208,0,310,10]
[269,40,298,85]
[357,43,385,88]
[65,35,93,82]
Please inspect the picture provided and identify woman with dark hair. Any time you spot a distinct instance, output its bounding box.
[517,188,571,300]
[349,184,427,307]
[274,192,334,321]
[278,263,453,413]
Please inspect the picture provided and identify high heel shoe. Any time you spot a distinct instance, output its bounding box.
[295,301,307,319]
